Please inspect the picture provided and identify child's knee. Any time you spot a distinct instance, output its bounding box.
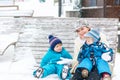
[81,68,89,79]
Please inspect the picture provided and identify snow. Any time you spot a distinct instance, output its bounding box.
[0,46,35,80]
[15,0,73,17]
[0,34,120,80]
[0,34,59,80]
[15,0,58,17]
[112,53,120,80]
[0,33,19,55]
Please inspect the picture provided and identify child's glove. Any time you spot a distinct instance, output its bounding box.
[57,57,73,65]
[102,52,113,62]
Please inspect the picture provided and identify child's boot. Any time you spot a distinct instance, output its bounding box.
[34,67,43,78]
[62,65,69,79]
[81,69,88,79]
[102,73,111,80]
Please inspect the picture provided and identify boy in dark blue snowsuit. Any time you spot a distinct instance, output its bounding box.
[76,29,113,80]
[33,35,72,80]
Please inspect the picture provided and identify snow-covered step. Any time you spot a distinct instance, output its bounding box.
[0,5,18,10]
[0,10,34,17]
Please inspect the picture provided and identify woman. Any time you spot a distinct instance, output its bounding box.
[71,21,109,74]
[76,29,113,80]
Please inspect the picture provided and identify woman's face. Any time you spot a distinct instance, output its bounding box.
[76,26,90,37]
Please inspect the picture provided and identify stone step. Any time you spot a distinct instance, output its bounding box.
[0,17,118,70]
[16,42,74,47]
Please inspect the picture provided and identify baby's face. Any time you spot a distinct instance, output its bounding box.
[54,43,62,52]
[85,37,94,44]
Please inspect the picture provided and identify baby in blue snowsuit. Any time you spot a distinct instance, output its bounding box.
[76,29,113,80]
[33,35,72,80]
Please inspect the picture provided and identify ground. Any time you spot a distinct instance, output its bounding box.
[0,45,120,80]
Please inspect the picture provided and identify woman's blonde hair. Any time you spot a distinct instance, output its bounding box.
[75,20,91,31]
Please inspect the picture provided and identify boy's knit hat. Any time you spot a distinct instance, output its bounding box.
[84,29,100,42]
[48,35,62,50]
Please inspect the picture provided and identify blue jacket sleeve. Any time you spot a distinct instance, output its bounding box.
[77,43,90,63]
